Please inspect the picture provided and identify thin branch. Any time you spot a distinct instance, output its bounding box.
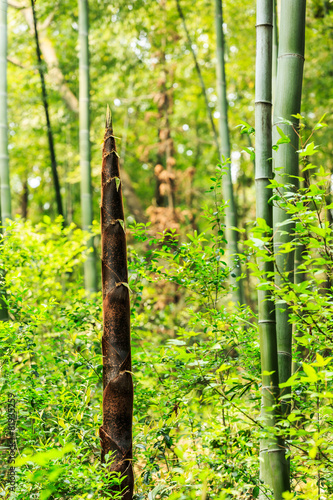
[30,0,64,218]
[175,0,220,155]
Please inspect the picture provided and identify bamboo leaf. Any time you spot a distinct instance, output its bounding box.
[15,443,74,466]
[298,142,319,157]
[302,363,318,382]
[276,126,291,144]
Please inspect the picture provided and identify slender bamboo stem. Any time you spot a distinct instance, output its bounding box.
[255,1,289,497]
[99,110,133,500]
[215,0,244,305]
[79,0,97,292]
[273,0,306,416]
[272,0,278,102]
[0,207,7,321]
[0,0,9,321]
[0,0,11,223]
[31,0,64,218]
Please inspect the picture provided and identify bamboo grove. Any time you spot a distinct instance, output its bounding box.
[1,0,333,499]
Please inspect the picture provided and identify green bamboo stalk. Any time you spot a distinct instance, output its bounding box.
[0,207,7,322]
[0,0,9,321]
[273,0,306,415]
[0,0,11,223]
[272,0,278,101]
[79,0,97,292]
[255,2,290,497]
[99,110,133,500]
[215,0,244,306]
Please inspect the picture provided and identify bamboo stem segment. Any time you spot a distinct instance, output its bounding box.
[255,1,290,497]
[79,0,97,292]
[100,111,133,500]
[0,0,9,321]
[273,0,306,416]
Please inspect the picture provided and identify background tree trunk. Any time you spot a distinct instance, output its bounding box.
[79,0,97,292]
[215,0,244,305]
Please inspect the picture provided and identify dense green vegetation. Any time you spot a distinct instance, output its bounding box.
[0,0,333,499]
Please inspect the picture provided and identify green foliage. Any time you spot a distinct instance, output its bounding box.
[2,136,333,498]
[246,123,333,498]
[2,0,333,497]
[0,218,122,499]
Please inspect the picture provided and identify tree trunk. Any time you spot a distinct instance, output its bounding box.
[31,0,64,219]
[79,0,97,292]
[215,0,244,305]
[0,0,11,223]
[255,2,290,497]
[99,110,133,500]
[273,0,306,416]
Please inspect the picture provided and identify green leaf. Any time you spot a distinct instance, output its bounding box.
[291,113,304,120]
[276,126,291,144]
[313,113,327,130]
[298,142,319,157]
[148,484,166,500]
[15,443,74,466]
[256,218,271,233]
[313,353,332,367]
[280,373,299,388]
[253,486,260,498]
[242,147,255,161]
[174,447,184,459]
[302,363,318,382]
[301,162,317,173]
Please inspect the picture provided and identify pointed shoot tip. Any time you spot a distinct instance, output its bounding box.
[106,105,112,129]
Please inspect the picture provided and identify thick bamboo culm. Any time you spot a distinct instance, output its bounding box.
[99,110,133,500]
[273,0,306,416]
[255,1,289,497]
